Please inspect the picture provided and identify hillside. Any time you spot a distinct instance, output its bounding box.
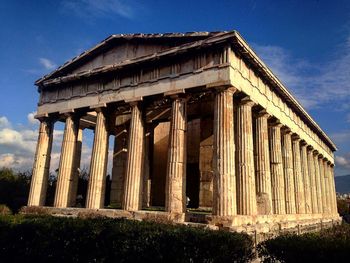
[335,175,350,194]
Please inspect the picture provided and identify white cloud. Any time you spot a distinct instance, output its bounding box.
[0,114,62,172]
[39,58,56,70]
[253,35,350,109]
[27,112,38,125]
[0,116,11,129]
[336,154,350,170]
[61,0,136,19]
[0,154,16,167]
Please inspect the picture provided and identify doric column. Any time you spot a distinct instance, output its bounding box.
[237,97,257,215]
[329,164,338,214]
[255,110,272,215]
[292,135,305,214]
[54,113,80,208]
[213,89,237,216]
[308,147,318,213]
[86,109,109,209]
[212,88,236,216]
[28,118,54,206]
[269,122,286,214]
[122,102,145,211]
[322,158,329,214]
[318,156,327,214]
[165,96,187,214]
[313,151,323,213]
[69,127,83,207]
[327,160,334,214]
[300,142,312,214]
[282,128,296,214]
[110,126,128,208]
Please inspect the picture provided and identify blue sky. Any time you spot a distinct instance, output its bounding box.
[0,0,350,175]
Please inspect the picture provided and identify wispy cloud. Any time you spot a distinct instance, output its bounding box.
[0,116,11,129]
[61,0,137,19]
[331,130,350,145]
[39,58,56,70]
[336,154,350,168]
[253,35,350,109]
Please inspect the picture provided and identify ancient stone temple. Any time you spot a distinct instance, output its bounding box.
[27,31,340,238]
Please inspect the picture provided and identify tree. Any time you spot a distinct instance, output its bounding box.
[0,168,31,212]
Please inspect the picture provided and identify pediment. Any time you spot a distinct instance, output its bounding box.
[36,32,223,85]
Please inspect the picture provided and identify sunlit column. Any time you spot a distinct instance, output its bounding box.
[28,118,54,206]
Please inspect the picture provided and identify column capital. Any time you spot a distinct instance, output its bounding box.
[59,109,83,121]
[291,134,301,142]
[163,89,185,98]
[90,103,107,112]
[313,149,319,155]
[35,113,56,124]
[211,85,237,94]
[269,120,283,128]
[318,154,324,159]
[257,109,270,118]
[166,93,188,101]
[238,96,255,107]
[300,140,308,146]
[281,126,292,134]
[307,145,314,151]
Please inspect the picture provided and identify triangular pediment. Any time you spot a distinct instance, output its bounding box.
[36,32,224,85]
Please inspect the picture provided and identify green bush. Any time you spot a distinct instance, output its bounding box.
[257,223,350,263]
[0,168,31,212]
[0,215,254,262]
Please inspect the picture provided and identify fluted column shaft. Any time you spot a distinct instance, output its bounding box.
[269,123,286,214]
[308,148,318,213]
[282,130,296,214]
[54,114,80,208]
[322,159,330,214]
[319,157,327,214]
[255,111,272,214]
[212,88,236,216]
[28,119,54,206]
[292,137,305,213]
[122,103,144,211]
[329,165,338,214]
[313,152,323,213]
[69,127,83,207]
[165,97,187,214]
[237,98,257,215]
[86,110,109,209]
[300,143,312,214]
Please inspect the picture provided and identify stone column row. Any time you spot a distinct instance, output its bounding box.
[28,88,339,220]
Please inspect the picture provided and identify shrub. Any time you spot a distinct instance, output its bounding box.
[0,168,31,212]
[0,215,254,262]
[337,199,349,216]
[257,223,350,263]
[0,204,11,215]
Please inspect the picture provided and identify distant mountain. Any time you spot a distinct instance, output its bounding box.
[335,175,350,194]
